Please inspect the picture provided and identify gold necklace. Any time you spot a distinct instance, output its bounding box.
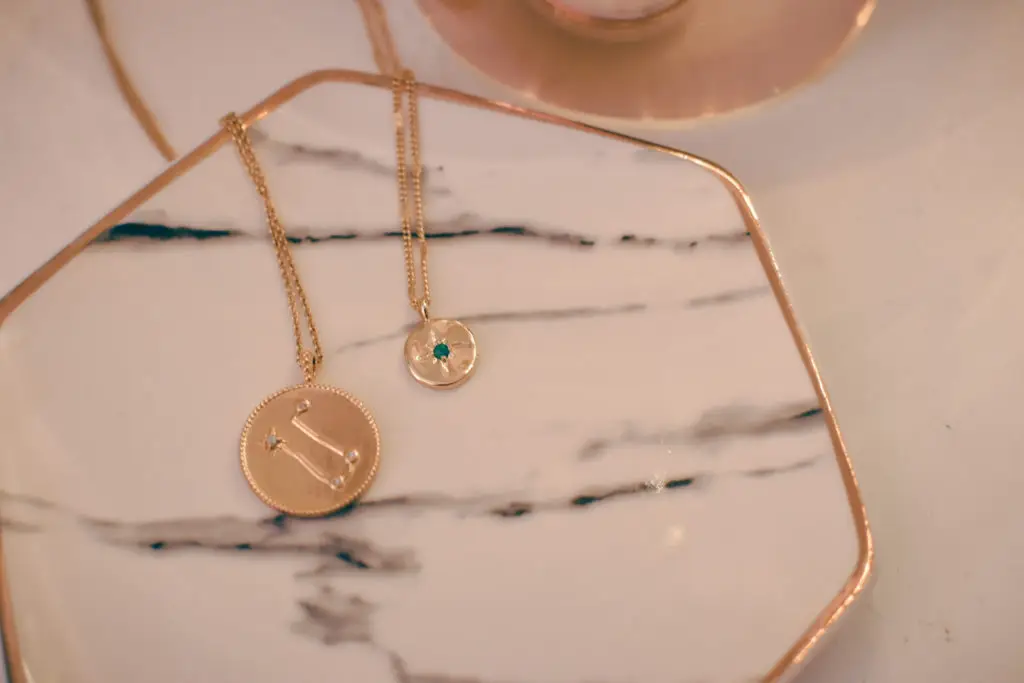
[224,113,381,517]
[392,71,479,390]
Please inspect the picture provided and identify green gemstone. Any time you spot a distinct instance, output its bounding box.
[433,342,451,360]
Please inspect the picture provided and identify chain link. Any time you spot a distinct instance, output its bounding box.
[392,70,431,320]
[222,113,323,383]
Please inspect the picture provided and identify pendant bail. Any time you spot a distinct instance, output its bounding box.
[300,349,318,384]
[417,299,430,321]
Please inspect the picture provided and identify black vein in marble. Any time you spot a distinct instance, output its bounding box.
[336,473,701,521]
[320,471,705,523]
[387,652,501,683]
[95,220,749,253]
[52,471,707,573]
[387,650,753,683]
[95,220,589,247]
[387,648,745,683]
[293,585,376,645]
[687,284,771,308]
[88,516,419,575]
[0,517,40,532]
[292,454,819,524]
[336,286,768,354]
[0,453,819,683]
[291,588,511,683]
[0,491,56,532]
[295,589,744,683]
[691,403,823,441]
[96,224,238,242]
[619,229,751,250]
[489,476,700,519]
[579,401,824,460]
[248,128,451,196]
[0,446,819,554]
[290,587,609,683]
[744,456,820,478]
[0,445,821,602]
[335,301,645,352]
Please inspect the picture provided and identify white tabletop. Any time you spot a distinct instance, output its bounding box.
[1,1,1022,682]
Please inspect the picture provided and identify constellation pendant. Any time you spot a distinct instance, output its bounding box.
[404,318,478,390]
[240,384,380,517]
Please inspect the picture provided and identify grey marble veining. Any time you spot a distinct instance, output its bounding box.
[248,129,451,194]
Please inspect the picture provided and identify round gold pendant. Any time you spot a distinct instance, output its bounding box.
[240,384,380,517]
[404,318,478,390]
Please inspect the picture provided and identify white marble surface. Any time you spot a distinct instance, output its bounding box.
[0,82,859,683]
[0,0,1023,682]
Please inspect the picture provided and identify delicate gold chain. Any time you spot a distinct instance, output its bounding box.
[222,113,323,383]
[392,70,432,320]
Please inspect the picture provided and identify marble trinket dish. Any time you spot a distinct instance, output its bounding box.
[0,70,870,683]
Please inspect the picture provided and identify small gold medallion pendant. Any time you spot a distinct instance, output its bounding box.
[404,318,478,390]
[240,384,380,517]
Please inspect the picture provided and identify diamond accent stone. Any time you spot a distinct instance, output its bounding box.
[329,476,345,489]
[346,450,360,463]
[296,399,311,414]
[265,432,282,450]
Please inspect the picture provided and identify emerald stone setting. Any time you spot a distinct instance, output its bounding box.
[405,318,477,389]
